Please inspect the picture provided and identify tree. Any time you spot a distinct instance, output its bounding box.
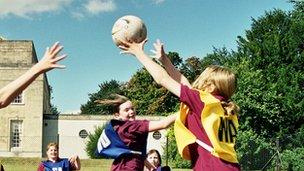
[234,6,304,141]
[80,80,126,114]
[48,85,60,115]
[85,125,106,159]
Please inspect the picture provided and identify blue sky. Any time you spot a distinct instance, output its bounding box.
[0,0,293,114]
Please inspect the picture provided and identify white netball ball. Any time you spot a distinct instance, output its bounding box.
[112,15,147,46]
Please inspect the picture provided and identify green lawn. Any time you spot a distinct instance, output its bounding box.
[0,157,191,171]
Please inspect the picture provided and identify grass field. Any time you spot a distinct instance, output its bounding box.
[0,157,191,171]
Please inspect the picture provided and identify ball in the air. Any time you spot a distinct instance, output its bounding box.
[112,15,147,46]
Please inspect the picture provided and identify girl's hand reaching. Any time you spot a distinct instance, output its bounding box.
[34,42,66,73]
[150,39,166,63]
[118,39,148,56]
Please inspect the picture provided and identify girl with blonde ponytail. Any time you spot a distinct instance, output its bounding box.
[120,39,241,170]
[192,65,239,116]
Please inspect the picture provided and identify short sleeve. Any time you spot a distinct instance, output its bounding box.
[126,120,149,135]
[37,162,44,171]
[116,120,149,150]
[180,84,204,116]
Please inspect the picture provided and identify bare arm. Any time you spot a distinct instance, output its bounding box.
[151,39,191,87]
[69,155,81,170]
[148,113,176,132]
[0,42,66,109]
[119,40,181,97]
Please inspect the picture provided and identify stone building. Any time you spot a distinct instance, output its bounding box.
[0,40,51,157]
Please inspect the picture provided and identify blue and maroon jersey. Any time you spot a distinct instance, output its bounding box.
[96,119,149,171]
[38,158,71,171]
[96,119,147,158]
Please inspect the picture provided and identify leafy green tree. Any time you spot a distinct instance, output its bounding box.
[234,6,304,141]
[50,104,60,115]
[48,85,60,115]
[85,125,105,159]
[80,80,126,114]
[180,56,203,83]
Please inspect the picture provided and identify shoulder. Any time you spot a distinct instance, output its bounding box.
[37,162,45,171]
[180,84,200,96]
[118,119,149,126]
[123,120,149,133]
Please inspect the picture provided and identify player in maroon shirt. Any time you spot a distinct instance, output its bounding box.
[95,94,176,171]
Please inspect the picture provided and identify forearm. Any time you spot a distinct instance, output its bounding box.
[0,65,41,108]
[161,113,177,129]
[134,51,180,96]
[160,55,191,87]
[136,51,169,85]
[148,113,177,132]
[74,157,81,170]
[70,156,81,170]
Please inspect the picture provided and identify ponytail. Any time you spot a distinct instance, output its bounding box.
[95,94,129,113]
[221,100,239,116]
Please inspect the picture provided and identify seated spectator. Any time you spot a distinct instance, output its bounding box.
[37,142,81,171]
[144,149,171,171]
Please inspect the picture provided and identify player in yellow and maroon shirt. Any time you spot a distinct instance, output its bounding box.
[120,39,241,171]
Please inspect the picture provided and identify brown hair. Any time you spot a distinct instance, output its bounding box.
[192,65,239,115]
[147,149,162,166]
[95,94,129,114]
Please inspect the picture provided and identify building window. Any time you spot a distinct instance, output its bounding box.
[79,129,88,139]
[10,120,23,148]
[11,93,23,104]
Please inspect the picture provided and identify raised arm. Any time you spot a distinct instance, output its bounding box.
[69,155,81,170]
[151,39,191,87]
[119,40,181,97]
[148,113,177,132]
[0,42,66,109]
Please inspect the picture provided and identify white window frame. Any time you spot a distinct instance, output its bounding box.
[10,120,23,150]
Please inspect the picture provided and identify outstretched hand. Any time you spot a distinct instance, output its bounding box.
[150,39,166,61]
[35,42,67,73]
[118,39,148,56]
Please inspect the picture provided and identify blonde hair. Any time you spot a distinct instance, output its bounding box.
[47,142,58,151]
[95,94,129,114]
[192,65,239,115]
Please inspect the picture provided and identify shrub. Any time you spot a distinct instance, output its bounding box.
[85,125,106,159]
[281,147,304,170]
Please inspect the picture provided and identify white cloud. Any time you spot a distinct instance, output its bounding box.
[0,0,72,18]
[71,11,85,20]
[152,0,165,5]
[84,0,116,15]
